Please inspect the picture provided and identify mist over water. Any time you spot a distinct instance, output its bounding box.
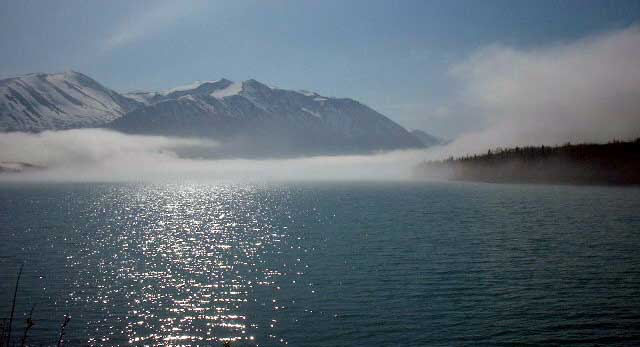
[3,3,640,347]
[0,129,441,182]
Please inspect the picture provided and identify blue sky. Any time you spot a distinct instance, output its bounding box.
[1,0,639,137]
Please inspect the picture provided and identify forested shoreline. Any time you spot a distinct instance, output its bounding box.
[416,139,640,185]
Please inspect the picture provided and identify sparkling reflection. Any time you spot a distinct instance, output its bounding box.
[65,184,314,346]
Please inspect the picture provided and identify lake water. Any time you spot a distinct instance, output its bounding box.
[1,182,639,346]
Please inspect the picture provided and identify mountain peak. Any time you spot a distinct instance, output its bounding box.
[0,70,133,132]
[162,78,232,95]
[240,79,277,100]
[242,79,270,89]
[62,69,84,77]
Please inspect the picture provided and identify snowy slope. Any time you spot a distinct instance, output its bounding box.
[0,71,140,131]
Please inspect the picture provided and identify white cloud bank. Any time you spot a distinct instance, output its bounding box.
[435,25,640,157]
[0,129,434,182]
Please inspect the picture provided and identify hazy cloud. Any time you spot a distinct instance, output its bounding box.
[102,1,205,51]
[436,25,640,157]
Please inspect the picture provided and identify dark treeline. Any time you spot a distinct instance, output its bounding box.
[416,138,640,185]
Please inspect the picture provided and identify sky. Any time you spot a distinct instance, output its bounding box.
[1,0,639,138]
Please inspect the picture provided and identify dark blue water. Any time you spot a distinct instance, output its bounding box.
[1,182,639,346]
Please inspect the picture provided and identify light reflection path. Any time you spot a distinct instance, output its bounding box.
[66,184,311,346]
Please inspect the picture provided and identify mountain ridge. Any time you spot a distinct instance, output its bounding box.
[0,71,429,157]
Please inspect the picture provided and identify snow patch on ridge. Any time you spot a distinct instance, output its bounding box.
[211,82,242,99]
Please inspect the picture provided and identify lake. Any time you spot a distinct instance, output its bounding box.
[1,182,639,346]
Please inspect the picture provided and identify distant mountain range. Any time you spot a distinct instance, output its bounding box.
[0,71,440,157]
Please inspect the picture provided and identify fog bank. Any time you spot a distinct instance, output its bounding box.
[434,25,640,158]
[0,129,435,182]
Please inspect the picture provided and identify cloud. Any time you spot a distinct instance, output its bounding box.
[436,25,640,158]
[102,1,205,51]
[0,129,439,182]
[0,129,214,180]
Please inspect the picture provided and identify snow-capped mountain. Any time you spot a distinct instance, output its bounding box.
[0,71,140,131]
[0,71,426,157]
[113,78,424,156]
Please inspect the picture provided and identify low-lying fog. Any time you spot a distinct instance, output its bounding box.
[0,129,440,182]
